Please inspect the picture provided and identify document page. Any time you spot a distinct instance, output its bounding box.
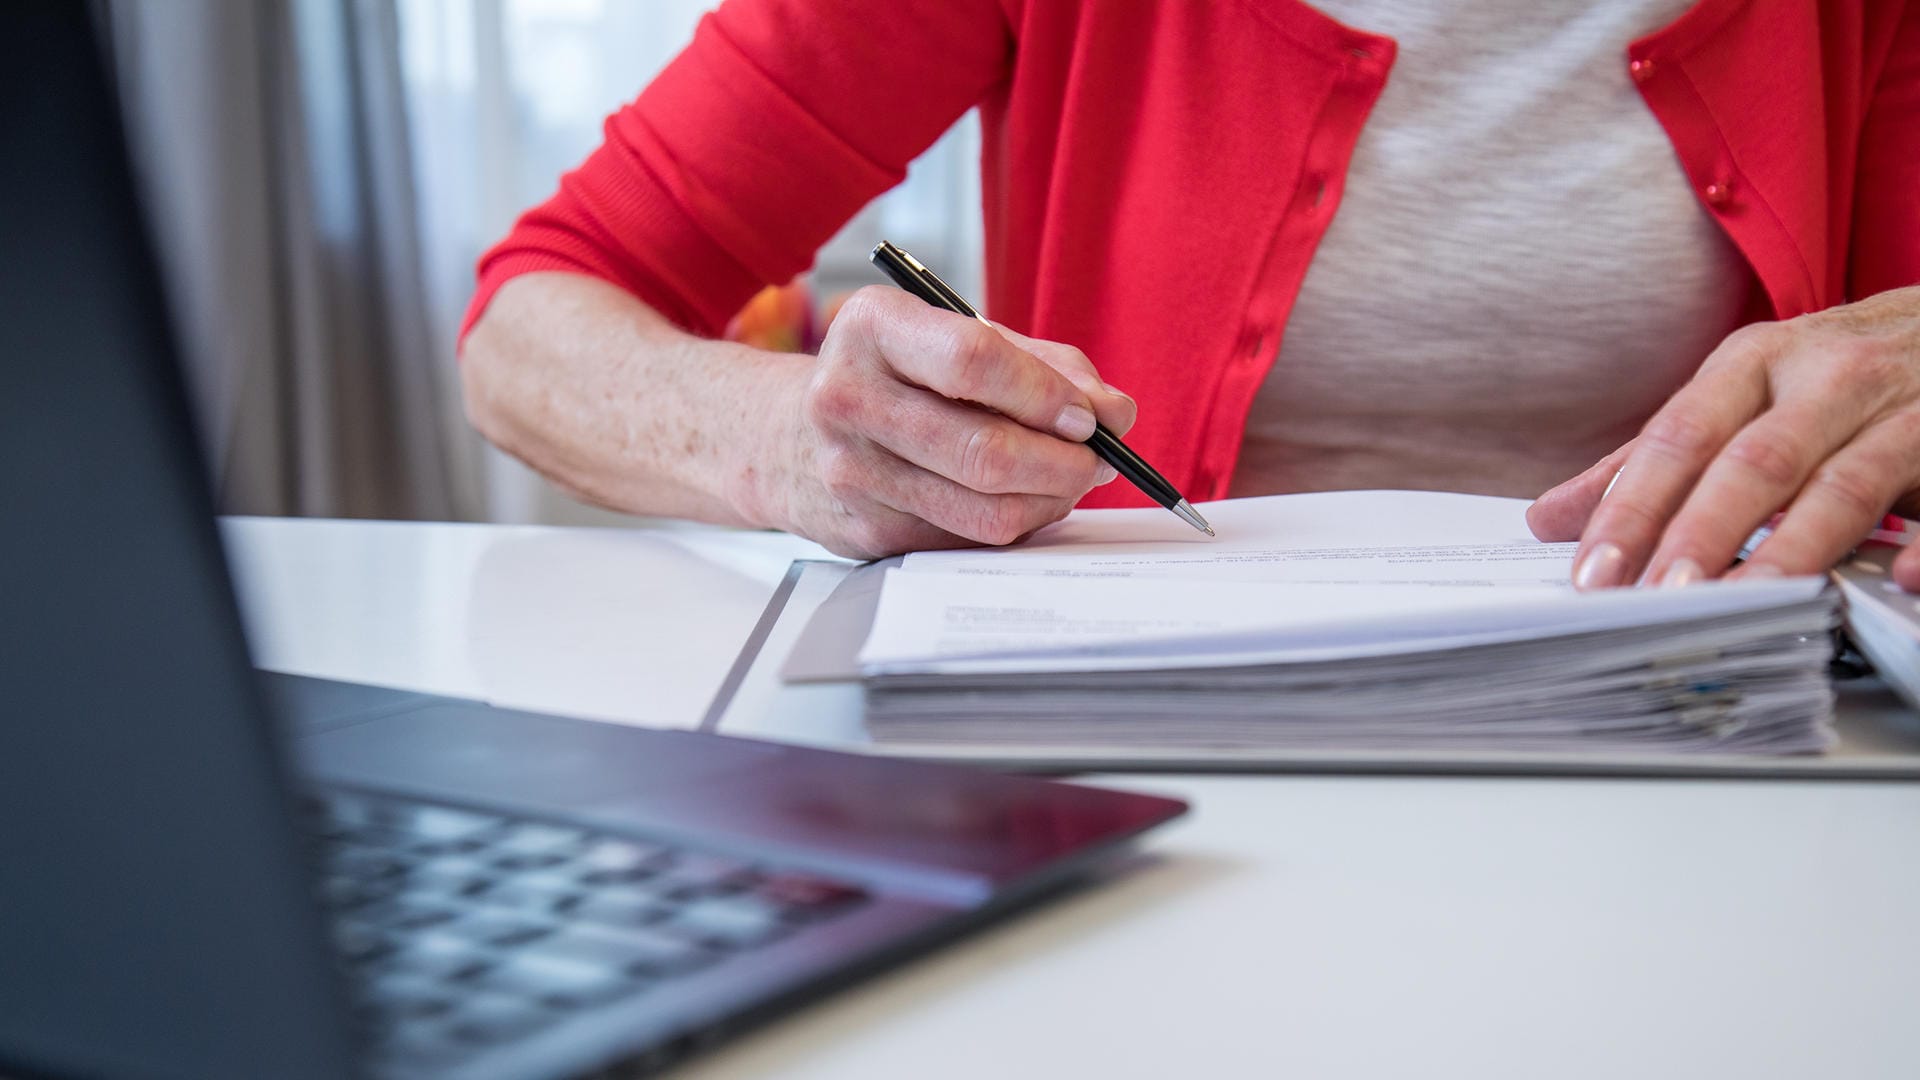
[860,570,1546,665]
[901,490,1574,585]
[858,566,1828,673]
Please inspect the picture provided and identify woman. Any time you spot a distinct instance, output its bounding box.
[458,0,1920,591]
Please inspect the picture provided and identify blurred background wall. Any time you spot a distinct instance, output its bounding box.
[102,0,985,526]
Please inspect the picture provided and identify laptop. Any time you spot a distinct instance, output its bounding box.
[0,6,1186,1077]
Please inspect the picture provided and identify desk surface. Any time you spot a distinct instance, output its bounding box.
[225,516,1920,1080]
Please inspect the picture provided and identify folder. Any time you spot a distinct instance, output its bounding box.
[702,492,1920,777]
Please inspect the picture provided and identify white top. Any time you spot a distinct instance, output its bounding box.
[1234,0,1751,499]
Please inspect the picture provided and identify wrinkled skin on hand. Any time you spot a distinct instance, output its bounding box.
[775,286,1137,560]
[1530,284,1920,592]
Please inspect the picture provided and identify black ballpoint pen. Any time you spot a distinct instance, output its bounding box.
[869,241,1215,537]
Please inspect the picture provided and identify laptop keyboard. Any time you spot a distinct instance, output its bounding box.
[304,791,870,1069]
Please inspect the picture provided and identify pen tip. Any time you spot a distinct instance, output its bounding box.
[1172,500,1215,537]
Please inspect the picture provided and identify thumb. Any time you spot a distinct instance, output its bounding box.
[1528,439,1636,542]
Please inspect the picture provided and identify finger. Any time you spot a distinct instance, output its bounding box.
[1894,536,1920,593]
[854,379,1113,497]
[804,457,975,560]
[1641,397,1870,585]
[1733,413,1920,578]
[813,444,1056,558]
[1527,439,1637,542]
[845,286,1097,442]
[1570,345,1773,590]
[821,494,975,561]
[849,443,1078,546]
[993,324,1138,436]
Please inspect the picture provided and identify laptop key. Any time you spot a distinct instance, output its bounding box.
[491,851,571,873]
[385,931,495,980]
[578,837,669,875]
[473,950,645,1009]
[331,920,397,966]
[406,853,494,895]
[404,805,503,841]
[493,823,588,856]
[659,896,790,949]
[366,898,462,933]
[445,993,556,1045]
[525,925,718,978]
[649,852,757,897]
[365,971,460,1021]
[570,893,670,929]
[472,871,579,914]
[577,865,657,887]
[442,910,557,948]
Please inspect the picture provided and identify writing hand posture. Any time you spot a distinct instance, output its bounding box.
[1528,285,1920,592]
[773,286,1136,559]
[460,276,1131,559]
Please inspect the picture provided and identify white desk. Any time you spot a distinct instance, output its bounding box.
[225,516,1920,1080]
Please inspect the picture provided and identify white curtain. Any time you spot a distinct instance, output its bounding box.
[108,0,485,521]
[395,0,985,525]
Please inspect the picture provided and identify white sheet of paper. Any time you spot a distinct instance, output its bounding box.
[901,490,1572,584]
[858,566,1828,674]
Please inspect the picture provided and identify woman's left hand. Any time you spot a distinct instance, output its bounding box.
[1527,284,1920,592]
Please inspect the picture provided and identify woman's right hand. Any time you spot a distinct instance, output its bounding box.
[758,285,1137,560]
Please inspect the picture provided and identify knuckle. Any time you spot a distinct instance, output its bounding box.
[815,445,864,500]
[1884,409,1920,448]
[833,285,891,329]
[848,509,924,561]
[1722,430,1807,489]
[1639,408,1722,460]
[802,372,861,429]
[1595,496,1667,543]
[1705,322,1781,370]
[959,424,1017,493]
[1654,516,1730,564]
[1830,342,1900,388]
[1807,462,1884,520]
[943,322,1003,400]
[974,498,1032,547]
[1726,321,1783,353]
[842,521,895,560]
[1049,343,1095,378]
[1041,496,1077,529]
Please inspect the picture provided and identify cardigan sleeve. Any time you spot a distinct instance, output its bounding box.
[460,0,1011,340]
[1849,0,1920,300]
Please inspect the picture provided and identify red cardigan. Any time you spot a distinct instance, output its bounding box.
[466,0,1920,508]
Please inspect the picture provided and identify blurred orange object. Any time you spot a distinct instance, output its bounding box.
[725,280,812,352]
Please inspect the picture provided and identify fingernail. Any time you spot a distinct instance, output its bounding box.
[1102,381,1134,403]
[1572,541,1626,590]
[1736,562,1783,579]
[1095,463,1119,485]
[1054,403,1097,441]
[1660,557,1703,588]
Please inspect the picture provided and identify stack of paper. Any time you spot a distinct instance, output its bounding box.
[1833,539,1920,712]
[856,492,1840,755]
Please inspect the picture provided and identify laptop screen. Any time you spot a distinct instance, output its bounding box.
[0,4,357,1076]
